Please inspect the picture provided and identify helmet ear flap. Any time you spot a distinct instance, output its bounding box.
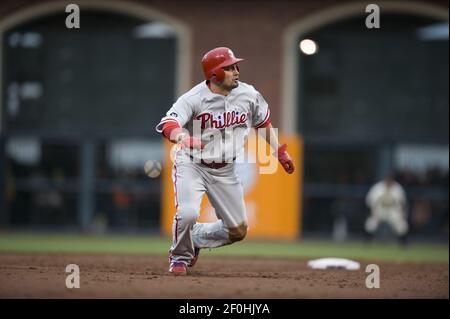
[212,68,225,83]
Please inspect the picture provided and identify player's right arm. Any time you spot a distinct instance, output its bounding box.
[366,183,381,211]
[162,123,203,149]
[155,97,203,149]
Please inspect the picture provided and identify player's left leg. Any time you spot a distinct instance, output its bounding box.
[191,165,247,251]
[388,210,409,246]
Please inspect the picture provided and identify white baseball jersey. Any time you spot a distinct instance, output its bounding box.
[365,181,409,235]
[156,81,270,162]
[366,181,407,216]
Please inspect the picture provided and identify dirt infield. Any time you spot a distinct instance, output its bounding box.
[0,254,447,298]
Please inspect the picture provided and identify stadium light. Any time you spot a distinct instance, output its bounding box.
[299,39,318,55]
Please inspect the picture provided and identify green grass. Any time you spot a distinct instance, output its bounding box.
[0,233,448,263]
[0,233,170,255]
[219,240,449,263]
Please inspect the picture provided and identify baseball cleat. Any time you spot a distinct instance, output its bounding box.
[169,262,187,276]
[188,247,201,267]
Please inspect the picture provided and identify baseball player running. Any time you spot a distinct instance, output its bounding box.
[156,47,295,275]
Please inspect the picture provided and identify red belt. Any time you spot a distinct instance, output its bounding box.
[189,155,233,169]
[200,160,229,169]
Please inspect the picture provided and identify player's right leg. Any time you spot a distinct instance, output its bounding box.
[364,214,380,243]
[169,152,206,275]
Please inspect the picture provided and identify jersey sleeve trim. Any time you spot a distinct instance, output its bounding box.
[254,109,271,129]
[155,117,181,133]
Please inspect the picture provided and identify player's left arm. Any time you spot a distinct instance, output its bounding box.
[397,185,408,216]
[258,123,295,174]
[251,89,294,174]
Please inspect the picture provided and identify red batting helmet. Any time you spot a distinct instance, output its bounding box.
[201,47,244,82]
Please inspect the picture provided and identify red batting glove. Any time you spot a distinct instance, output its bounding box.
[177,133,204,150]
[277,143,295,174]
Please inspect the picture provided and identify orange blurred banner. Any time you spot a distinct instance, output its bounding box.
[160,134,303,240]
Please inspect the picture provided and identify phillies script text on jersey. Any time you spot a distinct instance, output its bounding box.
[196,110,249,129]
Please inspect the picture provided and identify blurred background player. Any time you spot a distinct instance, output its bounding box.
[365,174,409,245]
